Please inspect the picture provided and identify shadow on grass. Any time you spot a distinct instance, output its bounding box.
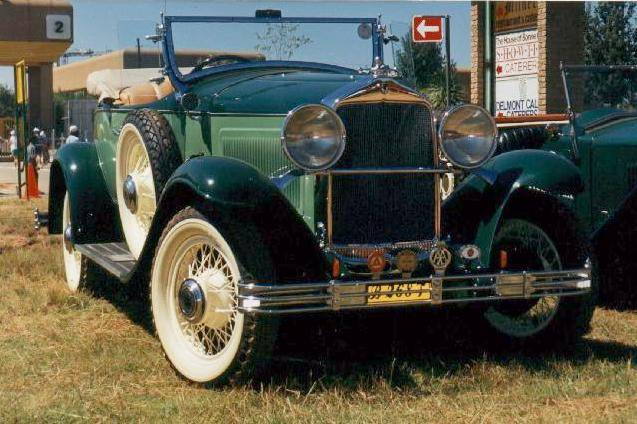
[265,308,637,392]
[84,271,155,333]
[83,276,637,392]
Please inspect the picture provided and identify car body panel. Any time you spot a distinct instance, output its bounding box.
[543,110,637,235]
[144,155,327,283]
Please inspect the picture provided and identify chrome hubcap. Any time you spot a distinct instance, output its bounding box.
[123,175,138,213]
[178,278,206,323]
[63,225,74,253]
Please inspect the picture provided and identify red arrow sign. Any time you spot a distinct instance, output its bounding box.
[412,16,444,43]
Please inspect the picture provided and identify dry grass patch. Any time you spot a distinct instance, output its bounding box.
[1,198,637,422]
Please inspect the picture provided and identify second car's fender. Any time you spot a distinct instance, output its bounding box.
[443,149,584,266]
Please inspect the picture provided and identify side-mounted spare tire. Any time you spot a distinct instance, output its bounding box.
[116,109,182,259]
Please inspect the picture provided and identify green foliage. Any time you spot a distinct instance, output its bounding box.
[0,84,15,118]
[395,33,463,110]
[584,2,637,107]
[255,23,312,60]
[396,36,445,90]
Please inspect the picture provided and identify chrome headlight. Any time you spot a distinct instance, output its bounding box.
[281,104,346,171]
[438,104,497,169]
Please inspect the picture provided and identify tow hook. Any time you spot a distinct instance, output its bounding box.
[33,208,49,231]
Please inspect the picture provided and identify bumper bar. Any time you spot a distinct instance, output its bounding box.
[238,268,591,314]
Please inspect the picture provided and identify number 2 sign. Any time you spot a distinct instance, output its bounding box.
[46,15,72,41]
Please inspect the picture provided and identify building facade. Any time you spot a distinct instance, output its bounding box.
[471,1,585,116]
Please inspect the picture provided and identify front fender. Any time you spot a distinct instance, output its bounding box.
[443,150,583,266]
[48,142,120,244]
[140,156,328,283]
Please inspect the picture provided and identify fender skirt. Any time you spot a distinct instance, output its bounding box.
[48,142,121,244]
[443,149,584,266]
[140,156,329,283]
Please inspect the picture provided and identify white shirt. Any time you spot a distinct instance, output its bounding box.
[9,135,17,150]
[66,135,80,144]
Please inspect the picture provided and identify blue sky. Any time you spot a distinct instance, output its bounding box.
[0,0,471,89]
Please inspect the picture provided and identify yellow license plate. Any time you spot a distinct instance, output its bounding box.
[367,282,432,304]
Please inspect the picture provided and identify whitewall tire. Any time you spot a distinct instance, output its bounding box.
[150,208,278,384]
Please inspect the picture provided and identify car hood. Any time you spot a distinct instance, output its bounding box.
[190,68,371,114]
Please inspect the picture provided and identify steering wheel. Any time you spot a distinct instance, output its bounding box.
[192,54,254,72]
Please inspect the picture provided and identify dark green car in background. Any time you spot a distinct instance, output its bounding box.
[44,12,593,384]
[497,64,637,308]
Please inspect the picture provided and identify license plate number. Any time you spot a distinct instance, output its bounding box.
[367,282,432,304]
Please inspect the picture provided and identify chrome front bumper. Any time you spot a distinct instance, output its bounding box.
[238,268,591,314]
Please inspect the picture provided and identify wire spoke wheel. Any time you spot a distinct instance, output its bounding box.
[484,219,563,338]
[151,214,245,383]
[116,123,157,258]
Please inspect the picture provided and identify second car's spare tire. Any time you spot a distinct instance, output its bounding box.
[116,109,181,259]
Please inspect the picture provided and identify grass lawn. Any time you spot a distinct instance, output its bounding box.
[1,198,637,423]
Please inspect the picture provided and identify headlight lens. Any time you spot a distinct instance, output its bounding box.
[438,104,497,169]
[281,104,346,171]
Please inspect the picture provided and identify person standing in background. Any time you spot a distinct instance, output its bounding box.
[66,125,80,144]
[39,130,50,164]
[9,129,18,167]
[32,127,42,166]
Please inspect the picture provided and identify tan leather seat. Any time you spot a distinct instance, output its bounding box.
[117,79,175,106]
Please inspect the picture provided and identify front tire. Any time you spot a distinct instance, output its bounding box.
[482,218,596,347]
[150,207,277,384]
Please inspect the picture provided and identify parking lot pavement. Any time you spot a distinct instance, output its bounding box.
[0,161,49,198]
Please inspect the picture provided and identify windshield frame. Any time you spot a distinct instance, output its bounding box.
[562,64,637,119]
[162,15,383,88]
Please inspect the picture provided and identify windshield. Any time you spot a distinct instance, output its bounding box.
[166,17,382,79]
[564,66,637,115]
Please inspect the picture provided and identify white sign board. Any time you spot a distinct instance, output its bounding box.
[495,75,539,117]
[46,15,72,40]
[495,29,538,116]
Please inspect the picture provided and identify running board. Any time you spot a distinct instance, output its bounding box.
[75,242,137,280]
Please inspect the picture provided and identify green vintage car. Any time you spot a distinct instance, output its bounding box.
[46,12,593,384]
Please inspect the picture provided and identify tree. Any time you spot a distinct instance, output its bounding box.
[584,2,637,107]
[0,84,15,118]
[255,23,312,61]
[395,33,463,110]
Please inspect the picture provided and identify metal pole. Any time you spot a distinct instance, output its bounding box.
[484,3,493,113]
[445,15,451,108]
[137,38,142,68]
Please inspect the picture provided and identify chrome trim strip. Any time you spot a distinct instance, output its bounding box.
[237,268,591,314]
[317,167,459,176]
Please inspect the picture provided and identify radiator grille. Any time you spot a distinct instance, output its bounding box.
[331,103,435,245]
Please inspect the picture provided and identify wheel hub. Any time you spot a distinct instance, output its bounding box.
[122,175,138,213]
[200,270,234,329]
[178,279,206,323]
[63,225,74,253]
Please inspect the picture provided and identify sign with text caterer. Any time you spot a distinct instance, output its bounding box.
[495,29,539,117]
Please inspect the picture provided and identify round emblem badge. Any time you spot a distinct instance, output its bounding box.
[429,244,452,271]
[367,251,386,273]
[396,250,419,274]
